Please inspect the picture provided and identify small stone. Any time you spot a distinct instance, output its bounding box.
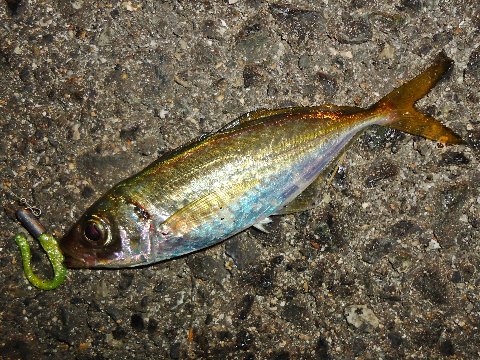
[236,329,254,350]
[243,64,264,88]
[466,46,480,79]
[390,220,421,238]
[365,160,399,188]
[427,239,441,250]
[81,185,95,199]
[118,273,134,290]
[379,42,395,59]
[6,0,23,15]
[337,15,372,44]
[400,0,422,11]
[147,318,158,333]
[439,339,455,356]
[316,72,337,98]
[450,270,462,283]
[19,66,30,82]
[112,326,127,340]
[130,313,145,331]
[72,124,81,140]
[362,238,396,264]
[71,0,83,10]
[439,151,470,165]
[48,135,59,148]
[315,336,330,358]
[298,54,310,69]
[225,235,262,269]
[120,125,140,142]
[387,331,403,347]
[122,1,140,11]
[238,294,254,320]
[345,305,380,331]
[186,253,229,284]
[106,306,122,322]
[265,82,277,97]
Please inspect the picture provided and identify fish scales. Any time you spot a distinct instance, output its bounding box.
[139,112,365,233]
[59,53,463,268]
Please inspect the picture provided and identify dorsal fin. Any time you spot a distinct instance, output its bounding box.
[152,105,363,168]
[217,105,364,134]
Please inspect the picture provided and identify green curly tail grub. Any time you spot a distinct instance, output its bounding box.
[14,233,68,290]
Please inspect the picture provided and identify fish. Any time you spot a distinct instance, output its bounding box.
[60,53,463,268]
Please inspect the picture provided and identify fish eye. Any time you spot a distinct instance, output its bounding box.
[84,219,106,243]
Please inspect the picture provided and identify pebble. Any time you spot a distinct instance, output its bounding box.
[72,124,81,141]
[439,151,470,165]
[338,15,373,44]
[365,160,399,188]
[298,54,310,70]
[362,238,397,264]
[345,305,380,332]
[427,239,441,250]
[224,234,262,269]
[466,47,479,78]
[186,253,229,284]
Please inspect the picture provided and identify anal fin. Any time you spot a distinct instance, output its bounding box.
[276,176,324,215]
[253,218,273,233]
[275,152,346,215]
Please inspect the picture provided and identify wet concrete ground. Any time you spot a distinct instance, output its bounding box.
[1,1,479,359]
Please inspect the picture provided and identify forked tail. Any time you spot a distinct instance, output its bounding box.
[373,52,463,144]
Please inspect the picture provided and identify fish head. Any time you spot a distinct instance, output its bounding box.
[60,191,156,268]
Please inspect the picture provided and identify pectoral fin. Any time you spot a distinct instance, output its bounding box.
[162,191,227,235]
[162,179,260,234]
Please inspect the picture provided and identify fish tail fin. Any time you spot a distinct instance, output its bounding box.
[372,52,463,144]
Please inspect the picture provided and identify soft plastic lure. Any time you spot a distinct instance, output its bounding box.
[14,209,68,290]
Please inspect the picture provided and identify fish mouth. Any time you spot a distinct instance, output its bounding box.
[62,253,97,268]
[59,225,97,268]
